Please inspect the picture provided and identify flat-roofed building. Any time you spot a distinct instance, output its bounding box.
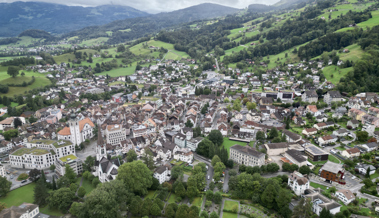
[230,144,265,167]
[319,161,345,184]
[264,142,289,156]
[55,154,83,176]
[284,149,307,167]
[304,145,329,162]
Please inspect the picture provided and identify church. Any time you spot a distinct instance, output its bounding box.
[94,128,120,183]
[58,112,95,146]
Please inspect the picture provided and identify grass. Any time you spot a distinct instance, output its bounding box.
[370,172,379,180]
[145,190,156,199]
[59,154,77,162]
[321,66,353,85]
[222,137,254,157]
[40,207,64,216]
[339,44,366,62]
[328,155,341,164]
[81,178,96,195]
[335,146,346,151]
[11,147,49,156]
[0,76,34,86]
[168,193,178,204]
[224,200,238,210]
[310,182,328,191]
[79,37,109,46]
[109,81,125,86]
[308,158,328,165]
[191,196,203,207]
[223,212,238,218]
[0,183,35,207]
[0,102,19,108]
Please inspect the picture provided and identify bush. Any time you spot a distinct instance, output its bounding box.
[231,204,238,213]
[17,173,28,181]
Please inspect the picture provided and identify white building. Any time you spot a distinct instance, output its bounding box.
[0,117,26,130]
[230,144,265,167]
[187,137,203,151]
[174,150,193,163]
[335,189,355,205]
[9,139,75,169]
[153,165,171,184]
[105,124,126,145]
[0,164,5,177]
[57,115,95,146]
[174,133,186,148]
[55,154,83,177]
[304,191,341,216]
[0,203,39,218]
[288,171,309,196]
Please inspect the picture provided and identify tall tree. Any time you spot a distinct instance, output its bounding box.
[34,178,49,206]
[292,198,312,218]
[127,149,138,162]
[0,176,12,196]
[13,118,23,128]
[150,203,161,217]
[64,164,77,183]
[175,182,186,198]
[48,187,75,212]
[7,66,19,78]
[211,155,221,167]
[261,184,278,209]
[117,160,153,195]
[29,168,41,182]
[208,130,224,146]
[142,149,155,170]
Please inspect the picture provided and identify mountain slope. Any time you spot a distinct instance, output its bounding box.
[0,1,149,37]
[64,3,241,44]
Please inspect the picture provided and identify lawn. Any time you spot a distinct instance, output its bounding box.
[222,137,254,156]
[370,172,379,180]
[223,212,238,218]
[40,206,64,216]
[97,65,136,77]
[191,196,203,208]
[308,158,328,165]
[335,146,346,151]
[321,66,352,85]
[224,200,238,211]
[328,155,341,164]
[145,190,156,199]
[0,183,35,207]
[81,178,96,195]
[0,102,19,108]
[168,193,178,204]
[310,182,328,191]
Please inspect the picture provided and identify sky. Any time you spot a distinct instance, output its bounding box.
[0,0,281,13]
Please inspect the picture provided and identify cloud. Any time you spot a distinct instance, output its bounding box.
[0,0,280,13]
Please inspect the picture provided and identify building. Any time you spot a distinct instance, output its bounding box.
[105,124,127,145]
[304,191,341,216]
[264,143,289,156]
[324,91,343,104]
[57,114,95,146]
[174,133,186,148]
[319,161,345,184]
[318,135,338,146]
[335,189,355,205]
[0,117,26,130]
[347,120,360,129]
[282,130,302,142]
[9,139,75,169]
[112,93,124,103]
[302,128,318,136]
[132,125,148,138]
[302,91,318,103]
[94,129,120,183]
[173,150,193,163]
[187,137,203,151]
[341,147,360,158]
[55,154,83,177]
[304,145,329,162]
[154,165,171,184]
[0,164,5,177]
[230,144,265,167]
[0,203,40,218]
[284,149,307,167]
[288,171,310,196]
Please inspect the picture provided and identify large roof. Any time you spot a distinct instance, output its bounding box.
[320,161,343,174]
[231,144,265,158]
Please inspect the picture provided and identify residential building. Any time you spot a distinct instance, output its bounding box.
[0,203,40,218]
[360,142,378,152]
[187,137,203,151]
[302,128,318,136]
[230,144,265,166]
[105,124,126,145]
[0,164,5,177]
[347,120,360,129]
[174,133,186,148]
[319,161,345,184]
[348,108,366,121]
[174,150,193,163]
[132,125,148,138]
[55,154,83,176]
[341,148,360,158]
[154,165,171,184]
[9,139,75,169]
[282,130,301,142]
[324,91,343,104]
[304,191,341,216]
[0,117,26,130]
[335,189,355,205]
[57,115,95,146]
[302,91,318,103]
[264,142,289,156]
[288,171,310,196]
[305,145,329,162]
[318,135,338,146]
[355,164,376,175]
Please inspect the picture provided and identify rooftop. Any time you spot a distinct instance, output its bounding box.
[30,139,55,145]
[11,147,49,156]
[59,154,78,162]
[53,140,72,148]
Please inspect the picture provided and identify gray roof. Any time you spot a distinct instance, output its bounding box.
[304,91,318,98]
[231,144,265,158]
[286,149,307,163]
[320,161,343,174]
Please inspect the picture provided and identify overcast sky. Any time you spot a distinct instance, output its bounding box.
[0,0,280,13]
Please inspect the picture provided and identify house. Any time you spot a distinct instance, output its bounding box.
[361,142,378,152]
[154,165,171,184]
[304,191,341,216]
[333,129,349,137]
[319,161,345,184]
[288,171,310,196]
[302,91,318,103]
[260,97,273,106]
[174,150,193,163]
[0,203,40,218]
[302,128,318,136]
[0,165,5,177]
[306,105,321,116]
[230,144,265,166]
[348,108,366,121]
[335,189,355,205]
[347,120,360,129]
[362,124,375,136]
[282,130,301,142]
[355,164,376,175]
[284,149,307,167]
[264,142,289,156]
[318,135,338,146]
[305,145,329,162]
[55,154,83,176]
[324,91,343,104]
[341,147,360,158]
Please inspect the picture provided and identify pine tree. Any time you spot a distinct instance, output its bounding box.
[52,177,57,190]
[40,170,46,183]
[34,178,49,206]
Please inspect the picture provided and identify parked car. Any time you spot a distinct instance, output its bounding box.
[21,180,27,183]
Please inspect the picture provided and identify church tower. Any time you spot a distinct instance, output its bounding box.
[68,111,81,146]
[96,128,107,161]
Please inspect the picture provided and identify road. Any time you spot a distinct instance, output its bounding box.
[318,79,327,89]
[215,58,220,71]
[194,154,214,190]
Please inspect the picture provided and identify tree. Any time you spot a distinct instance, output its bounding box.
[211,155,221,167]
[127,149,138,162]
[200,211,209,218]
[7,66,19,78]
[0,176,11,196]
[246,102,256,110]
[210,211,218,218]
[356,131,369,142]
[213,192,222,204]
[117,160,152,195]
[34,178,49,206]
[29,168,41,182]
[276,189,292,217]
[365,168,371,178]
[208,130,223,146]
[57,176,71,189]
[320,208,333,218]
[233,98,242,111]
[176,204,189,218]
[130,196,143,215]
[185,119,194,128]
[175,182,186,198]
[282,162,291,172]
[48,187,75,212]
[13,118,22,128]
[150,203,161,217]
[267,163,279,173]
[117,44,126,52]
[299,165,311,175]
[142,149,155,170]
[83,156,95,171]
[52,177,57,190]
[292,198,312,218]
[261,183,278,209]
[290,164,299,172]
[256,131,265,141]
[171,166,184,180]
[70,183,78,192]
[196,138,213,158]
[69,202,83,217]
[78,186,86,197]
[268,127,279,139]
[50,164,56,171]
[64,164,77,183]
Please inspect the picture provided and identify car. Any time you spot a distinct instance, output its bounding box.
[21,180,27,183]
[44,172,49,174]
[208,175,210,180]
[10,176,13,179]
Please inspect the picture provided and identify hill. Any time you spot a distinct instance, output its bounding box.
[248,0,308,12]
[64,3,241,44]
[18,29,55,41]
[0,1,149,37]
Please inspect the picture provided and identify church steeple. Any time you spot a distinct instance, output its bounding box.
[96,128,106,161]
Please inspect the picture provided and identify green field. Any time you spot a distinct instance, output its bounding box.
[222,212,238,218]
[0,36,43,48]
[318,3,372,21]
[321,66,352,85]
[0,76,34,86]
[339,44,365,62]
[54,48,98,64]
[79,37,109,46]
[224,200,238,211]
[222,137,254,156]
[168,193,178,204]
[191,196,203,208]
[328,154,341,164]
[81,178,96,195]
[0,183,35,207]
[310,182,328,190]
[145,190,156,199]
